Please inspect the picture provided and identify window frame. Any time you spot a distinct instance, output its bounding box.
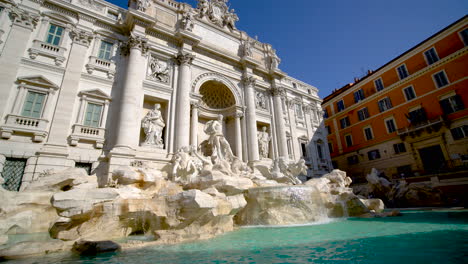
[378,97,393,112]
[336,100,345,112]
[374,78,384,92]
[396,64,409,80]
[353,89,365,103]
[459,28,468,47]
[432,70,450,88]
[340,116,351,129]
[344,134,353,147]
[450,125,468,140]
[393,143,407,154]
[384,117,397,134]
[363,126,374,141]
[97,40,114,61]
[357,107,370,121]
[83,102,104,128]
[402,85,417,101]
[45,23,65,46]
[439,94,465,115]
[21,91,47,118]
[347,155,359,165]
[367,149,381,161]
[423,47,439,65]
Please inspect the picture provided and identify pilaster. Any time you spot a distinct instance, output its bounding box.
[271,86,288,159]
[174,51,195,150]
[242,75,259,163]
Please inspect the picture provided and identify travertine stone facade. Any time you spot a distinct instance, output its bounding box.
[0,0,331,189]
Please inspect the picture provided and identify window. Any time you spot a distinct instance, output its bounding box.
[323,109,329,119]
[374,78,384,91]
[385,118,397,133]
[397,65,409,80]
[328,142,333,153]
[407,108,427,124]
[340,116,351,129]
[21,91,46,118]
[98,41,113,61]
[1,158,27,192]
[353,89,365,103]
[460,28,468,46]
[424,48,439,65]
[403,86,416,101]
[83,103,103,127]
[378,97,393,112]
[440,94,464,115]
[367,150,381,160]
[46,24,64,46]
[345,134,353,147]
[326,125,331,135]
[347,155,359,165]
[364,127,373,141]
[393,143,407,154]
[292,83,297,89]
[336,100,345,112]
[450,125,468,140]
[433,71,449,88]
[316,144,323,159]
[357,107,370,121]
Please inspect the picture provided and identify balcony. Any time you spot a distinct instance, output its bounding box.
[0,114,49,142]
[69,124,106,149]
[28,40,67,66]
[397,116,444,137]
[85,56,116,79]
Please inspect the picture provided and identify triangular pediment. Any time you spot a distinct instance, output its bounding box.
[79,89,111,100]
[17,75,59,90]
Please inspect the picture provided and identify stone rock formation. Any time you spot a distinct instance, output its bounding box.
[0,149,384,260]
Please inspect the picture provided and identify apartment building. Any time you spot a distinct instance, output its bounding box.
[322,16,468,181]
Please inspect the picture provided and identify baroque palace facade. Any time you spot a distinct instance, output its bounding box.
[0,0,331,190]
[323,16,468,181]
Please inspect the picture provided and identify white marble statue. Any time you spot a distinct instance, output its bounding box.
[171,146,201,183]
[269,157,305,185]
[204,114,234,163]
[258,126,271,159]
[180,11,195,32]
[142,104,165,147]
[136,0,150,12]
[269,49,281,70]
[255,91,267,110]
[197,0,209,18]
[223,9,238,31]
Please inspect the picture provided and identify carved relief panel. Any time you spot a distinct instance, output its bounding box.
[255,90,269,111]
[147,55,172,84]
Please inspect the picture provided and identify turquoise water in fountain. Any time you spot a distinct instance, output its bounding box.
[4,210,468,264]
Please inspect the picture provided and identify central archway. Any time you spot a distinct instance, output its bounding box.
[199,80,236,109]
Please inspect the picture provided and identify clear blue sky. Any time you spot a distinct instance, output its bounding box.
[109,0,467,98]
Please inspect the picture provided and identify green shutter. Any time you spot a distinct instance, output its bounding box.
[22,92,45,118]
[84,103,102,127]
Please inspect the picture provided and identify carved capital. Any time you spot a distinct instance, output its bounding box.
[120,34,149,56]
[176,52,195,66]
[270,86,285,97]
[190,101,201,109]
[242,75,256,87]
[235,111,244,118]
[70,29,93,47]
[10,9,39,30]
[302,105,312,114]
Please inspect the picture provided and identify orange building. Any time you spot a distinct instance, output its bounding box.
[322,16,468,181]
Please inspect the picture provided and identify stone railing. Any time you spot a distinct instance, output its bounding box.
[70,124,105,149]
[28,40,67,66]
[397,116,444,136]
[0,114,49,142]
[156,0,180,9]
[85,56,116,79]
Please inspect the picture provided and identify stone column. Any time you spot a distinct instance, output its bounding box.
[190,102,199,147]
[242,76,259,163]
[45,29,94,147]
[174,52,195,150]
[271,86,289,158]
[0,9,39,120]
[113,34,148,149]
[234,111,243,160]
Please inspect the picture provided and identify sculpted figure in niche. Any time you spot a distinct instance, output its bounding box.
[142,104,165,147]
[258,126,271,159]
[180,11,195,32]
[204,114,234,163]
[269,49,281,70]
[255,91,267,110]
[149,58,169,83]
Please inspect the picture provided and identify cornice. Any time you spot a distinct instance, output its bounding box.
[20,58,66,74]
